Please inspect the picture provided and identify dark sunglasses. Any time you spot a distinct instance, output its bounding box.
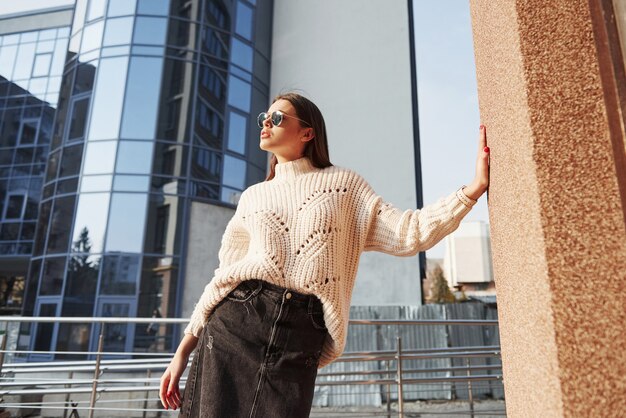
[257,110,311,128]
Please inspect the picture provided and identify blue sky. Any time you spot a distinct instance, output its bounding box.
[413,1,488,259]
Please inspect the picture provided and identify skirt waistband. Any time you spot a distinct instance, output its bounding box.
[244,279,322,310]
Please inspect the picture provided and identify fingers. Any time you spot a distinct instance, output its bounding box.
[167,377,182,410]
[159,372,170,409]
[479,124,489,157]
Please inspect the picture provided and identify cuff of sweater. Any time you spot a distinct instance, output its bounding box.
[457,186,478,208]
[183,318,204,338]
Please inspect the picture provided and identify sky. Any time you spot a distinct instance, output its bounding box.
[413,1,488,259]
[0,0,488,259]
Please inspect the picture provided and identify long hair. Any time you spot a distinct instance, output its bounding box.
[264,92,333,181]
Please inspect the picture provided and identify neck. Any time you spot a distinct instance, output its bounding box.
[273,155,317,180]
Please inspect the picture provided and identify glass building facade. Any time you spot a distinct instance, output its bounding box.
[0,0,272,359]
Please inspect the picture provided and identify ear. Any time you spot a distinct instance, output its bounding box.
[301,127,315,142]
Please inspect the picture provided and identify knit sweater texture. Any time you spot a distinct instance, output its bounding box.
[184,155,477,368]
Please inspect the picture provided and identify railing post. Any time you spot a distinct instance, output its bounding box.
[142,369,151,418]
[0,320,8,376]
[385,360,392,418]
[63,370,73,418]
[466,357,474,418]
[89,322,105,418]
[396,336,404,418]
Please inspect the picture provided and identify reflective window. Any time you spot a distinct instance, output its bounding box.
[147,199,170,253]
[0,45,17,79]
[36,40,55,53]
[121,57,163,139]
[137,0,170,16]
[221,186,242,204]
[227,111,246,154]
[100,254,139,294]
[0,223,19,240]
[68,97,90,141]
[133,17,168,45]
[13,43,36,80]
[88,57,128,140]
[199,64,224,99]
[83,141,116,174]
[80,21,104,53]
[192,147,221,182]
[108,0,137,17]
[87,0,107,21]
[235,1,253,41]
[204,0,227,29]
[202,27,227,59]
[73,64,97,94]
[39,28,57,41]
[32,53,52,77]
[113,175,150,192]
[231,38,252,71]
[227,75,251,112]
[80,175,113,192]
[40,257,65,295]
[46,195,76,254]
[59,144,83,178]
[71,193,110,253]
[33,201,51,256]
[103,17,134,46]
[105,193,148,253]
[116,141,154,174]
[223,154,246,189]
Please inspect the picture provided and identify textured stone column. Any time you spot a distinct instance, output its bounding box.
[468,0,626,416]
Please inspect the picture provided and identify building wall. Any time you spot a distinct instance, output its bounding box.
[270,0,422,305]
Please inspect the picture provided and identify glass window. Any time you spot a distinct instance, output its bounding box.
[108,0,137,17]
[103,17,134,46]
[227,111,246,154]
[80,175,113,192]
[13,43,36,80]
[73,64,97,94]
[223,154,246,189]
[40,258,66,295]
[116,141,154,174]
[87,0,107,21]
[21,32,37,43]
[83,141,116,175]
[63,253,99,320]
[5,194,25,219]
[72,192,110,253]
[113,175,150,192]
[137,0,170,16]
[235,1,254,41]
[199,64,225,99]
[105,193,148,253]
[36,40,55,53]
[191,147,221,182]
[221,186,242,204]
[88,56,129,140]
[227,75,251,112]
[32,53,52,77]
[100,254,139,294]
[121,57,163,139]
[46,195,77,254]
[50,39,68,76]
[68,97,90,141]
[59,144,84,178]
[231,38,253,71]
[80,20,104,53]
[133,17,168,45]
[39,28,57,41]
[0,45,17,80]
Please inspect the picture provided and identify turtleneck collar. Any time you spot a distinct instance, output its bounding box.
[274,155,317,180]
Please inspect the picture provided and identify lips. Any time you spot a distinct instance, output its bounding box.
[261,130,271,138]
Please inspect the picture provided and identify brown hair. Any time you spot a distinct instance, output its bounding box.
[264,92,333,181]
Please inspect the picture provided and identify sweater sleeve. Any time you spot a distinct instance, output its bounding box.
[184,195,250,337]
[357,176,478,256]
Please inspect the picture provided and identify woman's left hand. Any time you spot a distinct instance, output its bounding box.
[463,124,490,200]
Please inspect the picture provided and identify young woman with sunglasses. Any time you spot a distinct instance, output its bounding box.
[160,92,490,417]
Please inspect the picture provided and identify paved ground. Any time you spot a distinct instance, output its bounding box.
[310,399,506,417]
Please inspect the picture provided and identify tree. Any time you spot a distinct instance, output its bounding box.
[427,264,456,304]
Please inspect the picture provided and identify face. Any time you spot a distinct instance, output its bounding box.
[259,99,314,162]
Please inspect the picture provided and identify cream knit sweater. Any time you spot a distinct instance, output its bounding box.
[184,155,477,368]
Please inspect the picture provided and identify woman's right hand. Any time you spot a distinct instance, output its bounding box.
[160,352,188,410]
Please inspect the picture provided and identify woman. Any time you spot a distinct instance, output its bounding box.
[160,92,490,417]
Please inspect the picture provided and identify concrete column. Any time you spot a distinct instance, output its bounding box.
[468,0,626,416]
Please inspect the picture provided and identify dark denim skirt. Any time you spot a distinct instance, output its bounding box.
[179,279,328,418]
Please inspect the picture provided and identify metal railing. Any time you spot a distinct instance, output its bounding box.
[0,316,505,417]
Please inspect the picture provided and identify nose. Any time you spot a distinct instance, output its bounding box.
[262,113,272,128]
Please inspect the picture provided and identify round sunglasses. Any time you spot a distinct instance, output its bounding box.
[257,110,311,128]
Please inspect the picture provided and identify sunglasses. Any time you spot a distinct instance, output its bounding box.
[257,110,311,128]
